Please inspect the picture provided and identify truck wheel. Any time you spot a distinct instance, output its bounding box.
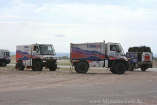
[110,68,116,74]
[114,63,126,74]
[1,61,6,67]
[75,62,89,73]
[141,67,146,71]
[34,61,43,71]
[17,61,24,70]
[31,67,35,71]
[49,64,57,71]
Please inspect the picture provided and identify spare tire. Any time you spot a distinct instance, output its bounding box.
[133,47,138,52]
[128,47,133,52]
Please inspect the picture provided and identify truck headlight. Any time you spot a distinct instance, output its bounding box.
[43,60,46,62]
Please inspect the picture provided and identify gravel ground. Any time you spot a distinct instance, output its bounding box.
[0,66,157,91]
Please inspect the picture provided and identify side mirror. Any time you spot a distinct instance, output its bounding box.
[36,46,39,52]
[54,50,56,55]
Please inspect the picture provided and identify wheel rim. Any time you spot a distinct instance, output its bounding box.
[35,62,41,70]
[79,64,86,71]
[2,62,6,67]
[117,64,124,72]
[17,62,22,69]
[141,67,146,71]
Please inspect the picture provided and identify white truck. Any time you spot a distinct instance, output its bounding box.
[126,46,153,71]
[70,41,128,74]
[16,44,57,71]
[0,49,11,67]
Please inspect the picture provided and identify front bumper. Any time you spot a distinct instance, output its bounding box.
[6,59,11,64]
[138,61,153,68]
[42,59,57,67]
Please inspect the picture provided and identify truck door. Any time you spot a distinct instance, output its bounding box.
[107,43,124,57]
[109,44,120,56]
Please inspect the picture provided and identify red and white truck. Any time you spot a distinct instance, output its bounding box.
[16,43,57,71]
[0,49,11,67]
[70,41,128,74]
[126,46,153,71]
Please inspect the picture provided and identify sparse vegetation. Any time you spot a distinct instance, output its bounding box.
[153,57,157,61]
[57,60,71,65]
[58,56,69,60]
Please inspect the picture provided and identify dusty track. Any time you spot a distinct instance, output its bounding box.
[0,67,157,91]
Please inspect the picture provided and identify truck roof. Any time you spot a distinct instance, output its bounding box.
[71,42,105,45]
[0,49,10,52]
[71,42,120,45]
[16,44,53,46]
[106,42,120,44]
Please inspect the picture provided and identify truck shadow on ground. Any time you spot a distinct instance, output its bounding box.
[127,70,152,72]
[69,72,124,75]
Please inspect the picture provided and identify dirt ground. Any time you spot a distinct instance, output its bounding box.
[0,65,157,92]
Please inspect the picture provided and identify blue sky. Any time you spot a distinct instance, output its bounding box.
[0,0,157,54]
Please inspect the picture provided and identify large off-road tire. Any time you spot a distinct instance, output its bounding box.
[113,62,126,74]
[49,64,57,71]
[75,62,89,73]
[1,61,7,67]
[17,61,24,71]
[31,67,35,71]
[34,61,43,71]
[141,67,147,71]
[110,68,116,74]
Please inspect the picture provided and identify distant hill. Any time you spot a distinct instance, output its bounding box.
[56,53,70,57]
[11,52,16,56]
[154,54,157,57]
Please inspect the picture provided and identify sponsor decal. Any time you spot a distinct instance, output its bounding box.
[24,46,30,48]
[87,44,101,48]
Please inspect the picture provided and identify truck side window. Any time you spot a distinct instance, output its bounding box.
[34,46,39,51]
[110,45,120,52]
[3,52,10,56]
[33,46,36,51]
[110,45,116,51]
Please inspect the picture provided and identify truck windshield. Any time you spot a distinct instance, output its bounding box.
[4,52,10,57]
[39,45,54,55]
[110,45,121,52]
[110,44,125,56]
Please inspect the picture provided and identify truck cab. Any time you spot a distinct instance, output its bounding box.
[106,42,125,57]
[16,44,57,71]
[0,49,11,67]
[104,43,128,73]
